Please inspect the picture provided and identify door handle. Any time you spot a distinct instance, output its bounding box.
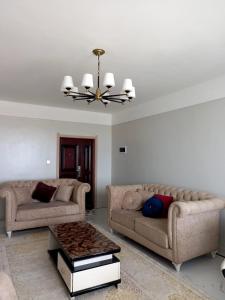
[76,165,81,177]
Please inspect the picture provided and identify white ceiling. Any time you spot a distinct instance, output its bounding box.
[1,0,225,113]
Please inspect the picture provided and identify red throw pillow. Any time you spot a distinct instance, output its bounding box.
[32,182,57,203]
[154,194,173,217]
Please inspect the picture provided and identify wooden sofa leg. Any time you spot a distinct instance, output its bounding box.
[172,262,182,272]
[211,250,217,258]
[6,231,12,239]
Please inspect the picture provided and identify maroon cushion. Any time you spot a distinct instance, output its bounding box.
[154,194,173,217]
[32,182,57,203]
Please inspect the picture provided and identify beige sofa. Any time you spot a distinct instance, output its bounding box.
[107,183,225,271]
[0,178,90,238]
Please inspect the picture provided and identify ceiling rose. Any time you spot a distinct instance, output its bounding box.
[61,49,136,106]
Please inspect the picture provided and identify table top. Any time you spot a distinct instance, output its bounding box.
[49,221,120,261]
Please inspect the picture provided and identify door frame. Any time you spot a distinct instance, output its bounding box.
[56,133,97,209]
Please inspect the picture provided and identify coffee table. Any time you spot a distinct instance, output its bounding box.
[48,221,121,298]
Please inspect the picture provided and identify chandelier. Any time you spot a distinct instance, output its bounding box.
[61,49,135,106]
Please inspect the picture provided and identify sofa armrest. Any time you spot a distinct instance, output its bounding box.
[0,187,17,231]
[170,198,225,217]
[71,181,91,214]
[168,198,225,264]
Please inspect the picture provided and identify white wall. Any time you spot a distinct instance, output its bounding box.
[112,98,225,253]
[0,115,111,220]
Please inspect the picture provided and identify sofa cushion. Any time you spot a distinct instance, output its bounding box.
[142,197,164,218]
[54,185,74,202]
[122,190,154,210]
[111,209,142,230]
[122,191,143,210]
[16,201,79,221]
[32,182,57,203]
[154,194,173,217]
[135,217,169,249]
[12,187,32,206]
[137,189,155,201]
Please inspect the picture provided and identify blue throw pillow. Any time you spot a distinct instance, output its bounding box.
[142,196,164,218]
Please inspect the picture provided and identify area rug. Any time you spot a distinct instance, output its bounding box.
[0,226,210,300]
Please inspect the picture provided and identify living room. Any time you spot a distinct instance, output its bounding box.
[0,0,225,299]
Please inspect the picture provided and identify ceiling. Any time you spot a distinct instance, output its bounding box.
[1,0,225,113]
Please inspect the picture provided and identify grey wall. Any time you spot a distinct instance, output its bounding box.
[0,115,111,220]
[112,98,225,253]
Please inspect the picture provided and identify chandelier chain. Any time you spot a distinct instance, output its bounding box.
[97,54,100,89]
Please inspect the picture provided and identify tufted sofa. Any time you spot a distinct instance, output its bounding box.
[0,178,90,237]
[107,183,225,271]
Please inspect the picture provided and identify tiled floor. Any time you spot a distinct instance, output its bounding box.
[87,208,225,300]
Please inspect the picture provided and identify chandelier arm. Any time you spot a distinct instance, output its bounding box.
[86,90,96,96]
[100,89,110,97]
[73,97,92,101]
[104,93,128,98]
[104,97,127,102]
[69,92,93,97]
[70,95,94,99]
[108,100,124,104]
[105,99,124,103]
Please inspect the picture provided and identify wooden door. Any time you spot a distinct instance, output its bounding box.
[59,137,95,210]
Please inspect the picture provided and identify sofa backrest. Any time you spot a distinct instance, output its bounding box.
[2,178,78,191]
[142,184,214,201]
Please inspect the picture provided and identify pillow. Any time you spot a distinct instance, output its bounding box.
[142,197,164,218]
[154,194,173,217]
[137,189,154,202]
[32,182,57,203]
[122,191,143,210]
[122,190,154,210]
[13,187,32,206]
[54,185,74,202]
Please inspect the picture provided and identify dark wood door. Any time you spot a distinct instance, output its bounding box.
[59,137,95,210]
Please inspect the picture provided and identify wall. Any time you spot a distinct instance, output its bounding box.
[112,98,225,253]
[0,115,111,220]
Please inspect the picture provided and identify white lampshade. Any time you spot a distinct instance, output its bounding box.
[103,73,115,88]
[81,73,94,89]
[128,86,136,99]
[61,76,74,90]
[122,78,133,93]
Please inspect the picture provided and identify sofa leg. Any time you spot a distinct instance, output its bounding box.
[211,250,217,258]
[6,231,12,239]
[110,228,114,234]
[172,262,182,272]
